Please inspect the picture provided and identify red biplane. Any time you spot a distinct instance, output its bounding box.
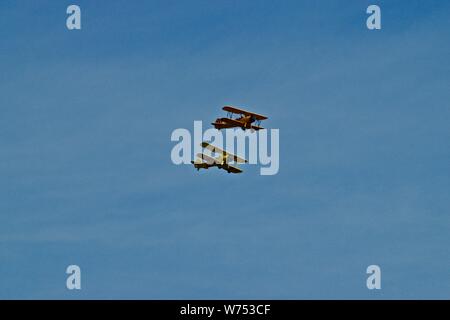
[212,106,268,131]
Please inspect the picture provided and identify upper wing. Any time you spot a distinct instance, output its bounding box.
[196,153,218,164]
[226,153,247,164]
[201,142,225,156]
[201,142,247,163]
[223,106,268,120]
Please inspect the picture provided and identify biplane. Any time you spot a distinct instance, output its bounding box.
[212,106,268,131]
[191,142,248,174]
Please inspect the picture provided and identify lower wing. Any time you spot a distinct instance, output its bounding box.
[251,125,264,131]
[225,165,243,174]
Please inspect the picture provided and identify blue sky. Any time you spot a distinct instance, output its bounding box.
[0,0,449,299]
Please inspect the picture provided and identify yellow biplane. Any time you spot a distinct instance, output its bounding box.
[191,142,248,174]
[212,106,268,131]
